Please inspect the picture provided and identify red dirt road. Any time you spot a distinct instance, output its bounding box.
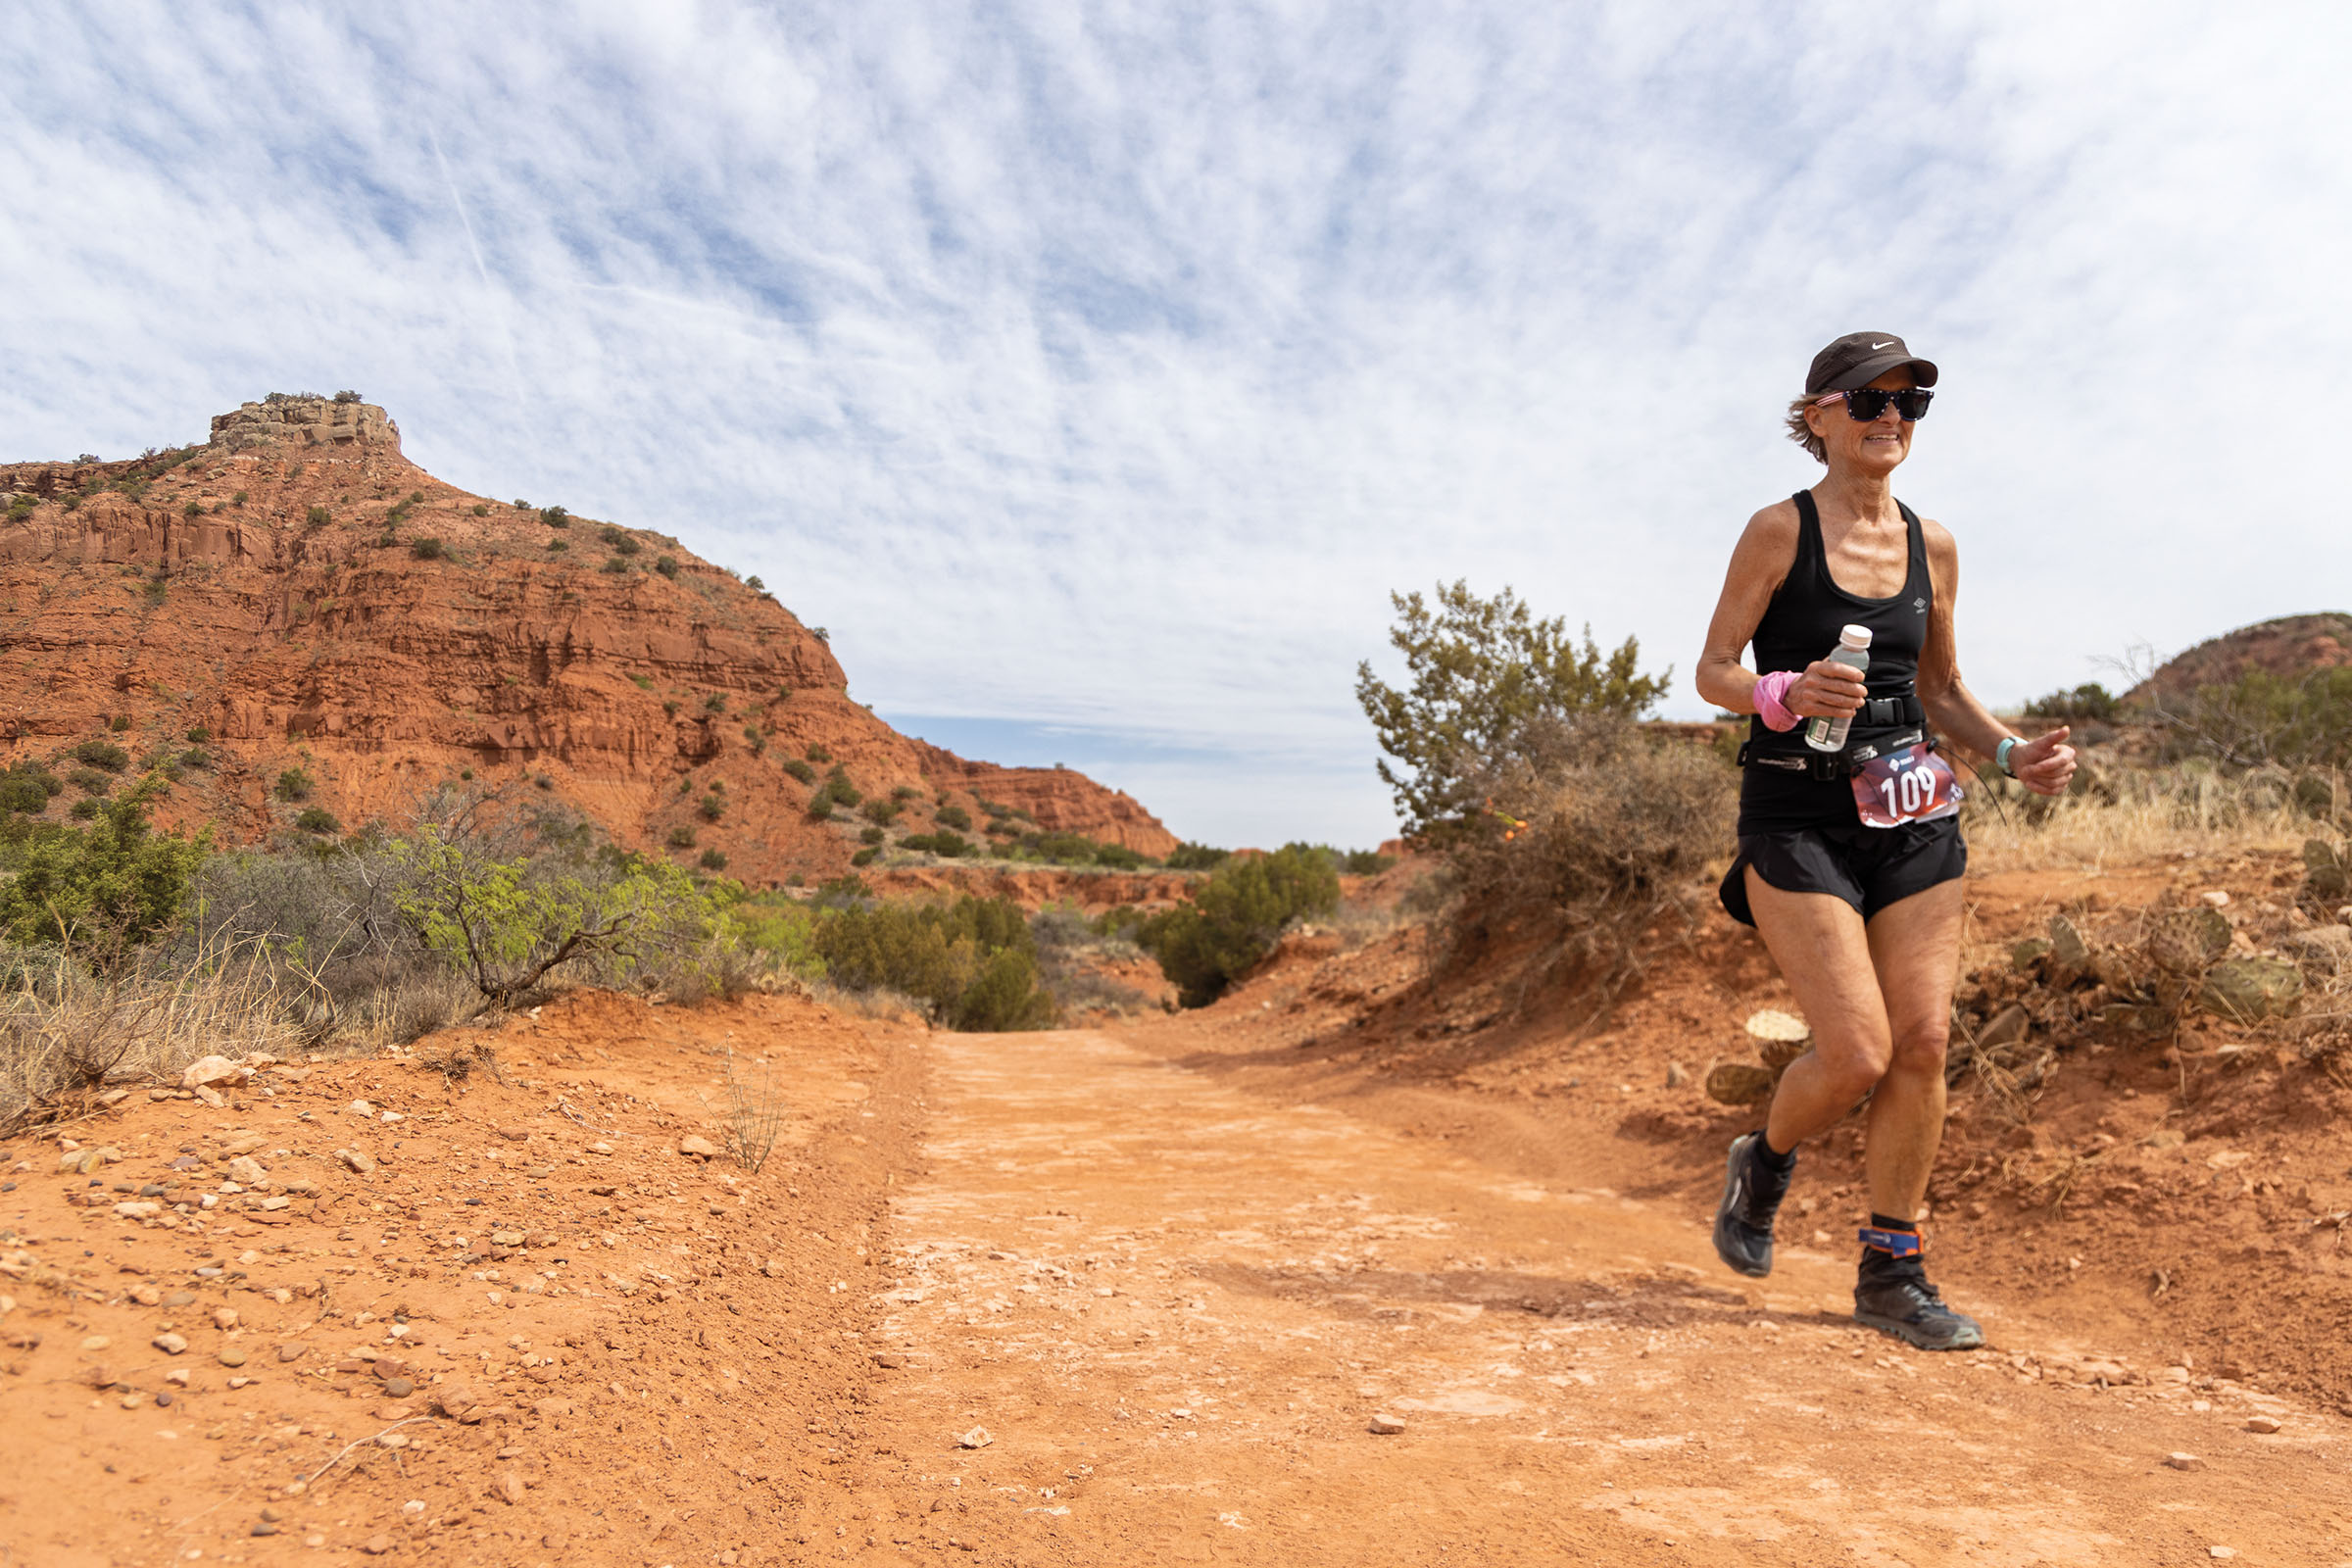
[860,1026,2350,1566]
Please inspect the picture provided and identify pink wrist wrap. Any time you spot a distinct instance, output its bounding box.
[1754,670,1801,732]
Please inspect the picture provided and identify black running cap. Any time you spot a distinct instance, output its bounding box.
[1806,331,1939,396]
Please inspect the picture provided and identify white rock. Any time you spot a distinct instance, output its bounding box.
[1368,1413,1406,1435]
[2198,890,2230,909]
[2164,1452,2206,1472]
[348,1100,377,1117]
[1744,1008,1810,1042]
[226,1155,269,1187]
[181,1055,242,1090]
[957,1426,994,1449]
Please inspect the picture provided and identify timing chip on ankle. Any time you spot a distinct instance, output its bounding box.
[1859,1226,1922,1257]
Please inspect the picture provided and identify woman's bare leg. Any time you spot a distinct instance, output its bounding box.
[1859,878,1965,1220]
[1744,868,1893,1152]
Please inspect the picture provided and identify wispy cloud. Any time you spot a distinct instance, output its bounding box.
[3,3,2347,845]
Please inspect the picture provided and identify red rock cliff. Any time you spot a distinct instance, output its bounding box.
[0,397,1179,881]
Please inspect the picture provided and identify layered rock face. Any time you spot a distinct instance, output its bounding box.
[0,397,1177,881]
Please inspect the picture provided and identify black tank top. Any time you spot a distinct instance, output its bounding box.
[1739,490,1933,835]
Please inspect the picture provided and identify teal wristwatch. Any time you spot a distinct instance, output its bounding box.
[1995,736,2019,777]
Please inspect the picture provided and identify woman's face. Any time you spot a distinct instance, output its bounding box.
[1805,367,1918,475]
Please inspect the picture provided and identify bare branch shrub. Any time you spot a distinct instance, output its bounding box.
[722,1048,787,1173]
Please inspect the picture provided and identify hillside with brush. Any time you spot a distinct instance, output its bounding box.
[0,396,1176,883]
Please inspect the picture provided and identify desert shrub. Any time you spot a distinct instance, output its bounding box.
[70,800,98,819]
[1438,714,1736,1024]
[74,739,130,773]
[1355,580,1670,840]
[934,804,971,831]
[177,748,210,771]
[410,536,446,561]
[293,806,340,835]
[781,758,814,785]
[699,848,728,871]
[1337,849,1396,875]
[1137,844,1340,1006]
[387,824,729,1006]
[655,556,679,578]
[600,556,629,574]
[817,765,860,809]
[274,766,314,802]
[666,825,698,850]
[2025,682,2119,723]
[181,500,201,518]
[0,763,59,813]
[0,780,208,966]
[7,496,37,523]
[806,743,832,763]
[547,540,568,553]
[813,895,1052,1030]
[860,798,902,827]
[697,794,724,823]
[332,389,362,404]
[471,503,488,516]
[108,714,132,733]
[66,767,112,798]
[1164,842,1229,871]
[860,826,885,845]
[807,798,834,822]
[850,847,880,866]
[900,830,971,858]
[305,506,331,527]
[746,574,765,593]
[2148,666,2352,771]
[185,725,211,743]
[734,897,825,979]
[541,507,568,528]
[705,693,726,712]
[601,526,639,556]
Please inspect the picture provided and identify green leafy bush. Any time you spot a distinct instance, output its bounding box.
[411,536,446,561]
[0,763,59,813]
[601,526,639,556]
[70,799,98,819]
[471,503,489,516]
[1337,849,1396,875]
[305,506,331,527]
[1355,580,1670,839]
[185,725,211,743]
[817,765,860,809]
[388,827,727,1005]
[705,694,727,712]
[812,895,1053,1030]
[178,748,211,771]
[900,830,972,858]
[293,806,340,834]
[1164,842,1230,871]
[67,768,113,798]
[860,826,885,845]
[655,556,679,578]
[74,740,129,772]
[541,507,569,528]
[600,556,629,574]
[806,744,832,763]
[1138,844,1341,1006]
[850,846,880,867]
[0,779,208,965]
[274,766,314,802]
[934,804,972,831]
[547,539,568,553]
[860,799,902,827]
[746,575,765,593]
[181,500,202,519]
[666,825,698,850]
[781,759,815,785]
[697,794,724,823]
[699,848,728,871]
[108,714,131,733]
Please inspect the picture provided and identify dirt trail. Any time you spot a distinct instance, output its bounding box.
[859,1027,2349,1566]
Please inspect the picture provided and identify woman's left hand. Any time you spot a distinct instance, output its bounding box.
[2009,726,2077,797]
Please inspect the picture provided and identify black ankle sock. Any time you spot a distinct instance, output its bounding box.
[1869,1212,1917,1233]
[1752,1136,1796,1172]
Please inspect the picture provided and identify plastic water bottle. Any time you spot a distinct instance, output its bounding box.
[1804,624,1874,753]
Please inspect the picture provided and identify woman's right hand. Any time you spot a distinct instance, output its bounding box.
[1787,658,1868,718]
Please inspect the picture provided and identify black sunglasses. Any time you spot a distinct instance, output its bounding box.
[1817,387,1934,421]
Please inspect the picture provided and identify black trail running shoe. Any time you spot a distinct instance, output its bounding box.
[1712,1132,1792,1278]
[1853,1272,1985,1351]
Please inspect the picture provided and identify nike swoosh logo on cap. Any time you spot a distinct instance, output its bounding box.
[1871,341,1894,349]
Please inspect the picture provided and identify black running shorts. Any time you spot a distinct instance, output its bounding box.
[1718,816,1966,928]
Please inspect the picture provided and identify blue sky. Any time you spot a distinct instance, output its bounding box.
[4,3,2348,848]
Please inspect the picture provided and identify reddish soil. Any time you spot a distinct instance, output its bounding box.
[0,399,1177,884]
[10,844,2352,1564]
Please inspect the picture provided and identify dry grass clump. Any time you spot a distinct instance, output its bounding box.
[1965,759,2335,870]
[0,934,306,1133]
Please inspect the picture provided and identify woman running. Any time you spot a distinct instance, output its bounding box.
[1694,331,2076,1349]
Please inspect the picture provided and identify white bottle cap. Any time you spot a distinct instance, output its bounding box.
[1839,623,1874,648]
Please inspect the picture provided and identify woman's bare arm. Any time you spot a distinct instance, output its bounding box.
[1696,500,1868,722]
[1915,519,2077,795]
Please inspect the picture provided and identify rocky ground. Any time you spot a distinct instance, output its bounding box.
[7,842,2352,1565]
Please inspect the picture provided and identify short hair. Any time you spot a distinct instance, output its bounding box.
[1786,396,1827,464]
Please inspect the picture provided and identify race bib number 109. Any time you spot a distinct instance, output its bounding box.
[1851,743,1963,828]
